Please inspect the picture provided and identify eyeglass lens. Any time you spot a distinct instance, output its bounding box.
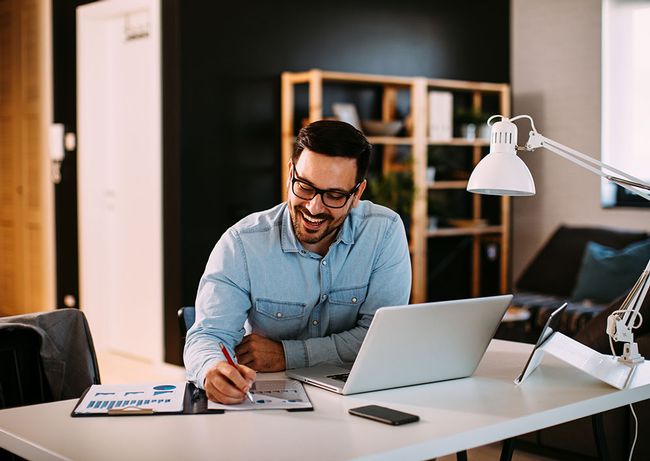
[292,180,350,208]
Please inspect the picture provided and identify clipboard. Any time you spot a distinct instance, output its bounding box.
[71,380,313,417]
[71,382,220,417]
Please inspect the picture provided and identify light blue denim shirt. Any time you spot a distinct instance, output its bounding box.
[184,200,411,388]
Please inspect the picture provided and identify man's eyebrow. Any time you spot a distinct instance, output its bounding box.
[295,174,351,194]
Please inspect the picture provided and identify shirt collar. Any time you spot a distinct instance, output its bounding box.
[280,204,301,253]
[280,202,356,253]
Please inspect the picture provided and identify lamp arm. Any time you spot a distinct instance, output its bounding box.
[524,128,650,363]
[619,261,649,328]
[526,132,650,202]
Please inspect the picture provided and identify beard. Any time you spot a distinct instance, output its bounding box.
[289,204,345,246]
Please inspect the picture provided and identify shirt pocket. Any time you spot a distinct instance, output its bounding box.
[327,285,368,333]
[251,298,306,340]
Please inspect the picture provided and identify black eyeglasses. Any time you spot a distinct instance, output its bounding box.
[291,165,362,209]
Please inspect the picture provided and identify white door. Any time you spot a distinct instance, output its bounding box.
[77,0,163,363]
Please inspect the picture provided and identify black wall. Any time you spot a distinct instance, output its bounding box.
[176,0,511,304]
[51,0,96,310]
[52,0,510,364]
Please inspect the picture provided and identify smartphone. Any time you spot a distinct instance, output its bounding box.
[348,405,419,426]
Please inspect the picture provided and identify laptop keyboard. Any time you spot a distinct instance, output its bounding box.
[326,373,350,383]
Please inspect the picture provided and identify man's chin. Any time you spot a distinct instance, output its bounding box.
[296,227,326,244]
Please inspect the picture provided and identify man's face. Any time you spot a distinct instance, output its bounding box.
[287,148,366,253]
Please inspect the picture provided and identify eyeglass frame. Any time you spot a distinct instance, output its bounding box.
[290,163,363,209]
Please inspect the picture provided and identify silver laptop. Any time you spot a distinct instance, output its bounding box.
[286,294,512,395]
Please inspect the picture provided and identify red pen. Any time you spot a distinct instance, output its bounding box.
[219,341,254,403]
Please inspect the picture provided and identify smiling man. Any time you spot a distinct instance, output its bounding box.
[184,120,412,404]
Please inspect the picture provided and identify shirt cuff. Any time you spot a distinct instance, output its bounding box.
[281,339,309,369]
[194,357,221,390]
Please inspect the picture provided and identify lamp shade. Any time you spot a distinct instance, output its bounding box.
[466,117,536,196]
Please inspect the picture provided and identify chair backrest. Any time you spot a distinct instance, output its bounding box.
[0,308,101,404]
[177,306,196,356]
[0,325,51,409]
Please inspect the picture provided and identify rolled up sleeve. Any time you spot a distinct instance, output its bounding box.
[183,230,251,388]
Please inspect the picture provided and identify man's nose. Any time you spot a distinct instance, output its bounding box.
[305,193,327,214]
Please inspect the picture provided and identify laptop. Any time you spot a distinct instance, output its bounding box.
[286,294,512,395]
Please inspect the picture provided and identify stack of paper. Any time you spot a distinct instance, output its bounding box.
[74,382,186,414]
[208,379,312,411]
[428,91,453,141]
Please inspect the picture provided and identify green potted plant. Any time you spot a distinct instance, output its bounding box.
[455,109,489,140]
[367,171,415,234]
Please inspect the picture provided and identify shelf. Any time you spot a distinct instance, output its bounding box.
[281,69,510,303]
[370,137,489,147]
[367,136,414,145]
[284,69,509,92]
[367,137,489,147]
[428,138,490,146]
[428,181,468,189]
[427,78,509,93]
[426,225,504,238]
[292,135,414,146]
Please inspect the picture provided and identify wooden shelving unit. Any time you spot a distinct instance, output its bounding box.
[281,69,511,303]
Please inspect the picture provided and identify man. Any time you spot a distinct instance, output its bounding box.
[184,120,411,404]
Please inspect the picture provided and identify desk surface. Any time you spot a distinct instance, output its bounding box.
[1,340,649,461]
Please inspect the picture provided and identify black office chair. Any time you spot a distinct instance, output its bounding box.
[0,309,100,461]
[177,306,196,357]
[0,325,51,409]
[0,309,100,403]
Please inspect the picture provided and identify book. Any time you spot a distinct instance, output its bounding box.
[428,91,453,140]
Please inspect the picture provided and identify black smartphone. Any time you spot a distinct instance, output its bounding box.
[348,405,419,425]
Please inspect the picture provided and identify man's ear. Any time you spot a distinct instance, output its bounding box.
[351,180,367,208]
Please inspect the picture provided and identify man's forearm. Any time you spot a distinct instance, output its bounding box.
[282,324,369,369]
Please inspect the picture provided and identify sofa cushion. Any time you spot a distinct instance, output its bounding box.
[516,225,648,297]
[571,239,650,304]
[511,291,607,341]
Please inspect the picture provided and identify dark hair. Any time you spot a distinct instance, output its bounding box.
[293,120,372,184]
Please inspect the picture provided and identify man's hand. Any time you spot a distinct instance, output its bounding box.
[203,360,256,404]
[235,334,286,372]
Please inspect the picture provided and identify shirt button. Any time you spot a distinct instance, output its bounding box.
[312,320,319,326]
[351,297,357,304]
[321,260,327,266]
[276,312,283,318]
[300,250,306,255]
[321,294,328,301]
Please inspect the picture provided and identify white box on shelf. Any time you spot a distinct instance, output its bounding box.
[428,91,453,140]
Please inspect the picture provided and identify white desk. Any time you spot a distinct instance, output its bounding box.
[1,340,649,461]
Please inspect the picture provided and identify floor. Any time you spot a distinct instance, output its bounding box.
[438,445,554,461]
[96,350,555,461]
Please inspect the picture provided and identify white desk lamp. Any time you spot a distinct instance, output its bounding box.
[467,114,650,365]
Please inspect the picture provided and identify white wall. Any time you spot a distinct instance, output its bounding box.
[78,0,163,363]
[511,0,650,280]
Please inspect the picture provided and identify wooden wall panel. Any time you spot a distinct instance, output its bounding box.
[0,0,53,316]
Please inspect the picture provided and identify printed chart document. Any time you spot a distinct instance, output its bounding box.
[208,379,312,411]
[73,382,186,415]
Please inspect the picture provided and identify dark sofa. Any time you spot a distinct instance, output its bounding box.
[500,225,650,460]
[507,225,649,342]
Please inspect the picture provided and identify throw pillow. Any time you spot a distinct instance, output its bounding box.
[571,239,650,304]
